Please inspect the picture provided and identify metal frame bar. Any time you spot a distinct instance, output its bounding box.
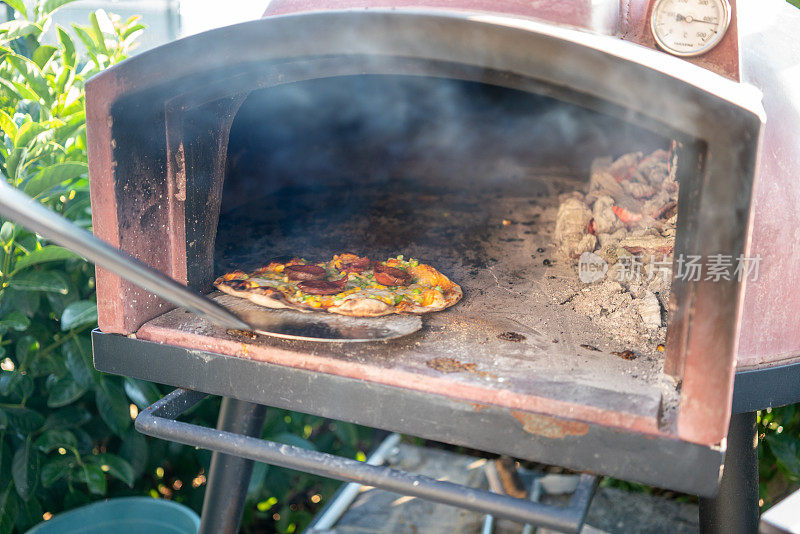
[698,411,760,533]
[94,330,724,497]
[733,360,800,413]
[135,388,598,533]
[198,398,267,534]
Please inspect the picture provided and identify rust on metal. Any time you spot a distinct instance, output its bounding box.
[426,357,496,379]
[510,410,590,439]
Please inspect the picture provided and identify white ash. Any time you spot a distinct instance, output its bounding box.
[553,148,678,352]
[554,197,596,258]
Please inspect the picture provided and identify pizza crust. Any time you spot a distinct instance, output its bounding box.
[215,282,310,313]
[214,256,462,317]
[327,297,394,317]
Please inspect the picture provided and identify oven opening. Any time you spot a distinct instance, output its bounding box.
[196,75,684,431]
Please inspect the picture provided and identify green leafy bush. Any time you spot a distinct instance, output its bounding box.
[759,405,800,510]
[0,2,147,531]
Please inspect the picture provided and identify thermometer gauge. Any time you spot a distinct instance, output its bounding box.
[650,0,731,57]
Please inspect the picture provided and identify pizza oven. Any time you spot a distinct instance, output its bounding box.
[82,0,800,501]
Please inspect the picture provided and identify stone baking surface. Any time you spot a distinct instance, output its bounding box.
[138,164,680,434]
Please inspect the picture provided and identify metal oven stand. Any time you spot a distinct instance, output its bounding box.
[136,389,598,534]
[133,360,800,534]
[698,362,800,534]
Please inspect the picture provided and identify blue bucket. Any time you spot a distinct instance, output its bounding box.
[25,497,200,534]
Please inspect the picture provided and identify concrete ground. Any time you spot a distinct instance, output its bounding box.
[305,443,699,534]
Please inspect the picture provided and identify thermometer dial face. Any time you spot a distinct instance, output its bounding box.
[650,0,731,57]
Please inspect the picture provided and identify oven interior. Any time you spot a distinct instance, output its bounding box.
[134,74,688,432]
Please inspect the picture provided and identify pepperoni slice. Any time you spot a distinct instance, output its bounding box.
[285,264,327,281]
[341,256,371,273]
[373,264,412,286]
[297,278,347,295]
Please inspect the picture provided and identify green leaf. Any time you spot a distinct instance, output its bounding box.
[119,428,148,479]
[3,0,28,18]
[121,23,146,42]
[70,24,97,54]
[15,494,42,531]
[41,0,82,16]
[89,11,110,55]
[95,379,130,436]
[35,429,77,453]
[4,147,26,180]
[6,55,51,105]
[9,270,69,293]
[24,161,87,197]
[87,453,134,487]
[0,483,19,533]
[12,438,39,500]
[0,21,41,43]
[766,432,800,479]
[14,121,46,148]
[32,44,57,69]
[1,406,44,433]
[123,377,161,409]
[13,245,80,271]
[53,110,84,144]
[56,25,76,70]
[0,110,18,141]
[64,336,99,388]
[44,405,91,430]
[47,375,88,407]
[0,221,14,243]
[81,463,106,495]
[0,371,22,396]
[11,79,40,101]
[40,456,74,487]
[60,300,97,330]
[247,461,268,497]
[0,441,11,488]
[0,311,31,332]
[0,371,33,400]
[334,421,359,447]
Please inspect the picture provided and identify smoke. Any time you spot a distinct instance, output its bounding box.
[222,73,669,212]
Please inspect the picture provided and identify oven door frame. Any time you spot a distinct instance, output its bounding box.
[86,9,763,455]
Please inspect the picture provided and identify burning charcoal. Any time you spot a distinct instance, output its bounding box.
[597,233,616,248]
[554,198,595,258]
[638,150,671,185]
[558,191,584,203]
[608,152,642,181]
[592,195,620,234]
[611,205,643,226]
[637,292,663,329]
[622,180,656,200]
[618,234,674,257]
[654,201,678,220]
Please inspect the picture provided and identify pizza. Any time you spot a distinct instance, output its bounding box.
[214,254,462,317]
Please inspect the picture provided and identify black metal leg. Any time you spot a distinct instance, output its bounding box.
[199,398,267,534]
[699,411,759,534]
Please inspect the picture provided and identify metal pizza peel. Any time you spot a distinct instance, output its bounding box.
[0,182,421,342]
